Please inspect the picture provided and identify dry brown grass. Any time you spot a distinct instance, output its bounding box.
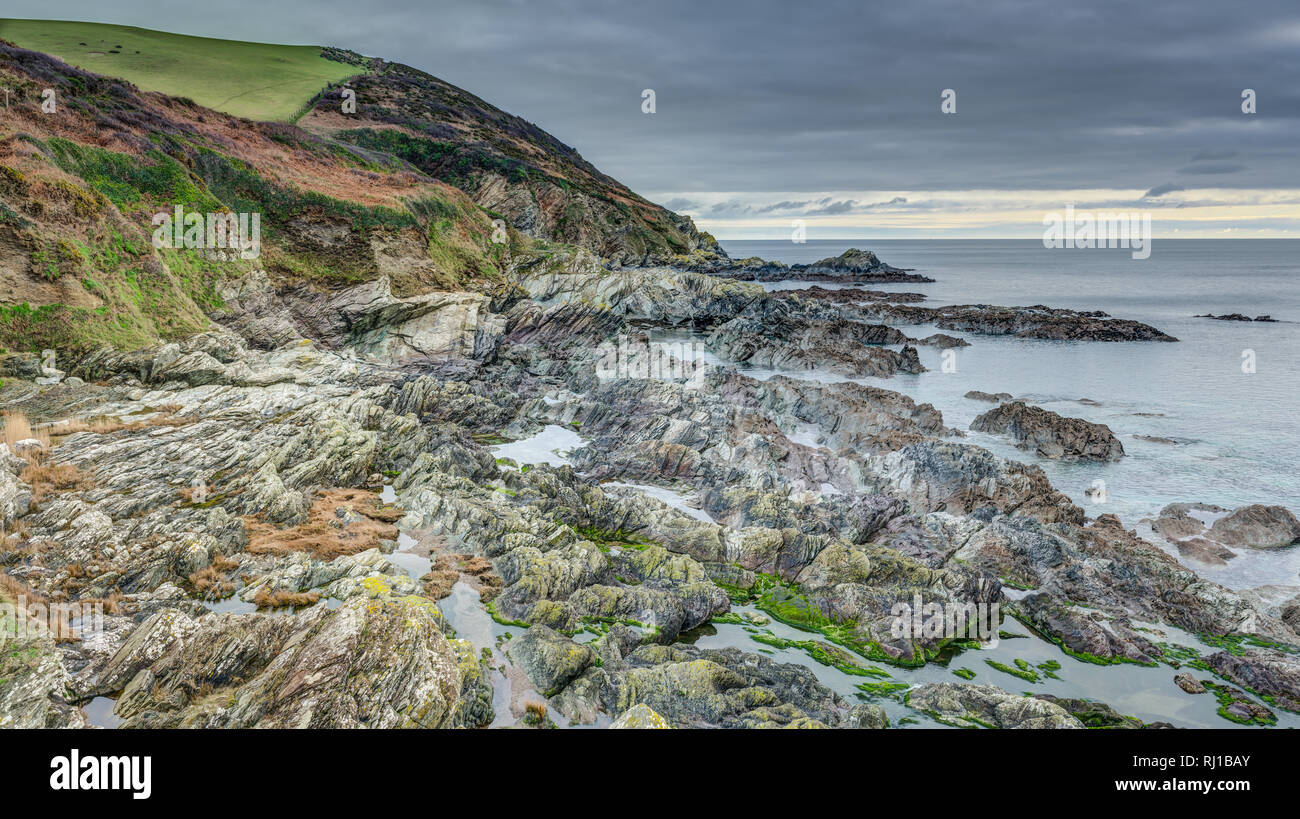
[96,591,125,616]
[3,408,192,456]
[250,589,321,609]
[0,519,32,542]
[3,567,123,615]
[210,554,240,572]
[421,552,503,602]
[2,410,50,450]
[243,488,400,560]
[50,412,193,439]
[187,553,241,600]
[0,571,44,606]
[522,701,550,727]
[0,572,121,641]
[189,566,236,600]
[20,458,94,508]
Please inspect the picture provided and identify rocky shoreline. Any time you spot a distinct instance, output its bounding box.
[3,247,1298,731]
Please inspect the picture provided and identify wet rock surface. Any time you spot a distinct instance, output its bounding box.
[1144,502,1300,562]
[1,253,1291,730]
[856,303,1177,342]
[908,682,1083,728]
[972,401,1125,461]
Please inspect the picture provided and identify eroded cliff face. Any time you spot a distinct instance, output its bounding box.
[0,40,565,356]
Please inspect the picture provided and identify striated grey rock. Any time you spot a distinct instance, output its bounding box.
[0,593,86,728]
[690,248,934,284]
[708,314,923,378]
[0,444,32,528]
[1195,313,1277,322]
[953,513,1289,645]
[845,703,889,728]
[600,643,850,728]
[1175,672,1206,694]
[773,285,927,304]
[112,595,479,728]
[918,333,970,348]
[787,248,932,283]
[504,625,595,697]
[1010,593,1161,665]
[1031,694,1165,728]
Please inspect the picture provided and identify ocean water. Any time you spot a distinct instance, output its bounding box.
[715,239,1300,589]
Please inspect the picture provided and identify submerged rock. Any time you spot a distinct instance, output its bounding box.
[964,390,1012,403]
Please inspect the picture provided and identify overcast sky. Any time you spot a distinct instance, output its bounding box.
[6,0,1300,237]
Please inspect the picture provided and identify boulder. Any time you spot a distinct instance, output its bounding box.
[971,401,1124,461]
[908,682,1082,728]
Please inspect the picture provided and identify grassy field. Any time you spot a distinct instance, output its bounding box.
[0,19,358,121]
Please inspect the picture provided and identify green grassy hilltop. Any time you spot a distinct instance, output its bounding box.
[0,18,356,121]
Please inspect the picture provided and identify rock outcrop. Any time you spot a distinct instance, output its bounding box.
[907,682,1083,728]
[971,401,1125,461]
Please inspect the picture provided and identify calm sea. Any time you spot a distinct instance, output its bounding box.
[715,239,1300,589]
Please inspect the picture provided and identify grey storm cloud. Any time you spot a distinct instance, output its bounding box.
[1191,149,1239,161]
[754,199,820,213]
[658,197,701,211]
[1143,183,1186,198]
[1178,163,1247,175]
[804,199,858,215]
[8,0,1300,194]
